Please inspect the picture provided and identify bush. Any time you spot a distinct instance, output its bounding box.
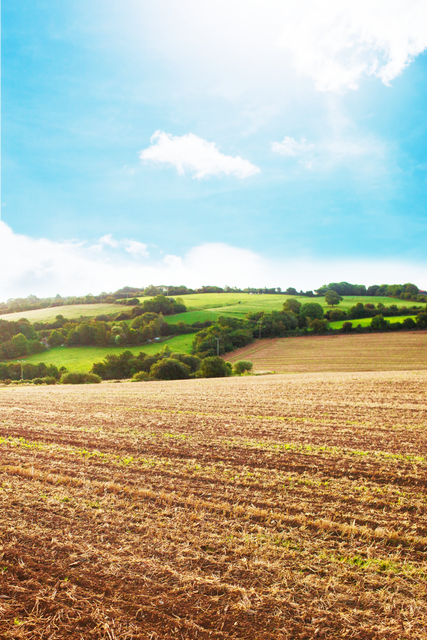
[233,360,253,375]
[32,378,44,385]
[43,376,57,385]
[170,353,201,373]
[150,358,190,380]
[402,317,416,330]
[341,322,353,333]
[309,319,329,334]
[132,371,150,381]
[60,372,101,384]
[196,356,231,378]
[300,302,324,323]
[371,315,388,331]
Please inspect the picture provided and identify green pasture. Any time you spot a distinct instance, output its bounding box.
[9,334,194,373]
[328,315,416,330]
[0,303,120,324]
[167,293,418,324]
[1,293,420,326]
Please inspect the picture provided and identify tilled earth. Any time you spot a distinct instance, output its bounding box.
[1,370,426,639]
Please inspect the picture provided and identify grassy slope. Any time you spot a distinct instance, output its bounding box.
[224,331,427,373]
[167,294,418,324]
[12,334,194,373]
[328,315,417,330]
[1,294,423,372]
[0,303,121,323]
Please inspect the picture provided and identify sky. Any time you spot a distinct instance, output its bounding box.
[1,0,427,299]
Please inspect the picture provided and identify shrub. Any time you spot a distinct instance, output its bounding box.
[43,376,57,385]
[371,315,388,331]
[341,322,353,333]
[170,353,201,373]
[132,371,150,381]
[402,317,416,330]
[32,378,44,385]
[150,358,190,380]
[309,319,329,334]
[60,372,101,384]
[300,303,324,323]
[196,356,231,378]
[233,360,253,375]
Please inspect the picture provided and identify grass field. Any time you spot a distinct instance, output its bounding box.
[0,303,121,323]
[1,294,418,326]
[1,371,426,638]
[328,315,417,330]
[165,294,420,324]
[11,334,194,373]
[225,331,427,373]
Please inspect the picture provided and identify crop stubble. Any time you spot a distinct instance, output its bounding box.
[225,331,427,373]
[0,371,426,639]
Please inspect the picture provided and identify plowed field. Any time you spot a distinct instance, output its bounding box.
[225,331,427,373]
[1,371,426,639]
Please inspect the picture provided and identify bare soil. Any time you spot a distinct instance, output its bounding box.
[225,331,427,373]
[1,371,426,639]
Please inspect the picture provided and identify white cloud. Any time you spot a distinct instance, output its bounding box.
[1,221,426,301]
[130,1,427,93]
[125,240,149,257]
[139,131,260,179]
[272,136,314,157]
[277,1,427,92]
[99,233,119,248]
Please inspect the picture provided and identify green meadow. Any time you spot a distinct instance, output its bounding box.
[0,293,416,326]
[166,293,416,324]
[12,334,194,373]
[2,294,423,374]
[328,315,417,330]
[0,303,120,323]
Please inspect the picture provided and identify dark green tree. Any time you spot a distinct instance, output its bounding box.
[325,290,342,306]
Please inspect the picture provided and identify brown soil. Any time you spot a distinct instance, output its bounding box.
[224,331,427,373]
[1,371,426,639]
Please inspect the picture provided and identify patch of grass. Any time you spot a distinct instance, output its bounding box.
[329,315,417,329]
[0,303,121,323]
[7,334,195,373]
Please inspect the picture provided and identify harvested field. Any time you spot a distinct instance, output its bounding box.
[1,371,427,639]
[225,331,427,373]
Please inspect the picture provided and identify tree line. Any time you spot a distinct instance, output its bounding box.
[3,281,424,316]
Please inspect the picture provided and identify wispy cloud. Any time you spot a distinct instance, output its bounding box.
[125,240,149,258]
[139,131,260,179]
[132,1,427,95]
[272,136,314,157]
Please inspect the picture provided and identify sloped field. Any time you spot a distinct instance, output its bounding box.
[225,331,427,373]
[1,371,426,639]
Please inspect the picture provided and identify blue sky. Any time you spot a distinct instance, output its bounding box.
[2,0,427,298]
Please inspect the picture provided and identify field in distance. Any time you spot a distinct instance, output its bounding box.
[225,331,427,373]
[0,303,121,323]
[1,371,426,638]
[0,293,416,325]
[16,334,194,373]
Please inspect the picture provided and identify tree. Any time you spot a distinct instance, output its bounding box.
[48,330,64,347]
[300,302,324,323]
[309,319,329,334]
[371,315,388,331]
[150,358,190,380]
[196,356,231,378]
[325,290,342,307]
[283,299,301,314]
[233,361,253,375]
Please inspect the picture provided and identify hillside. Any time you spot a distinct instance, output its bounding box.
[0,293,416,325]
[225,331,427,373]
